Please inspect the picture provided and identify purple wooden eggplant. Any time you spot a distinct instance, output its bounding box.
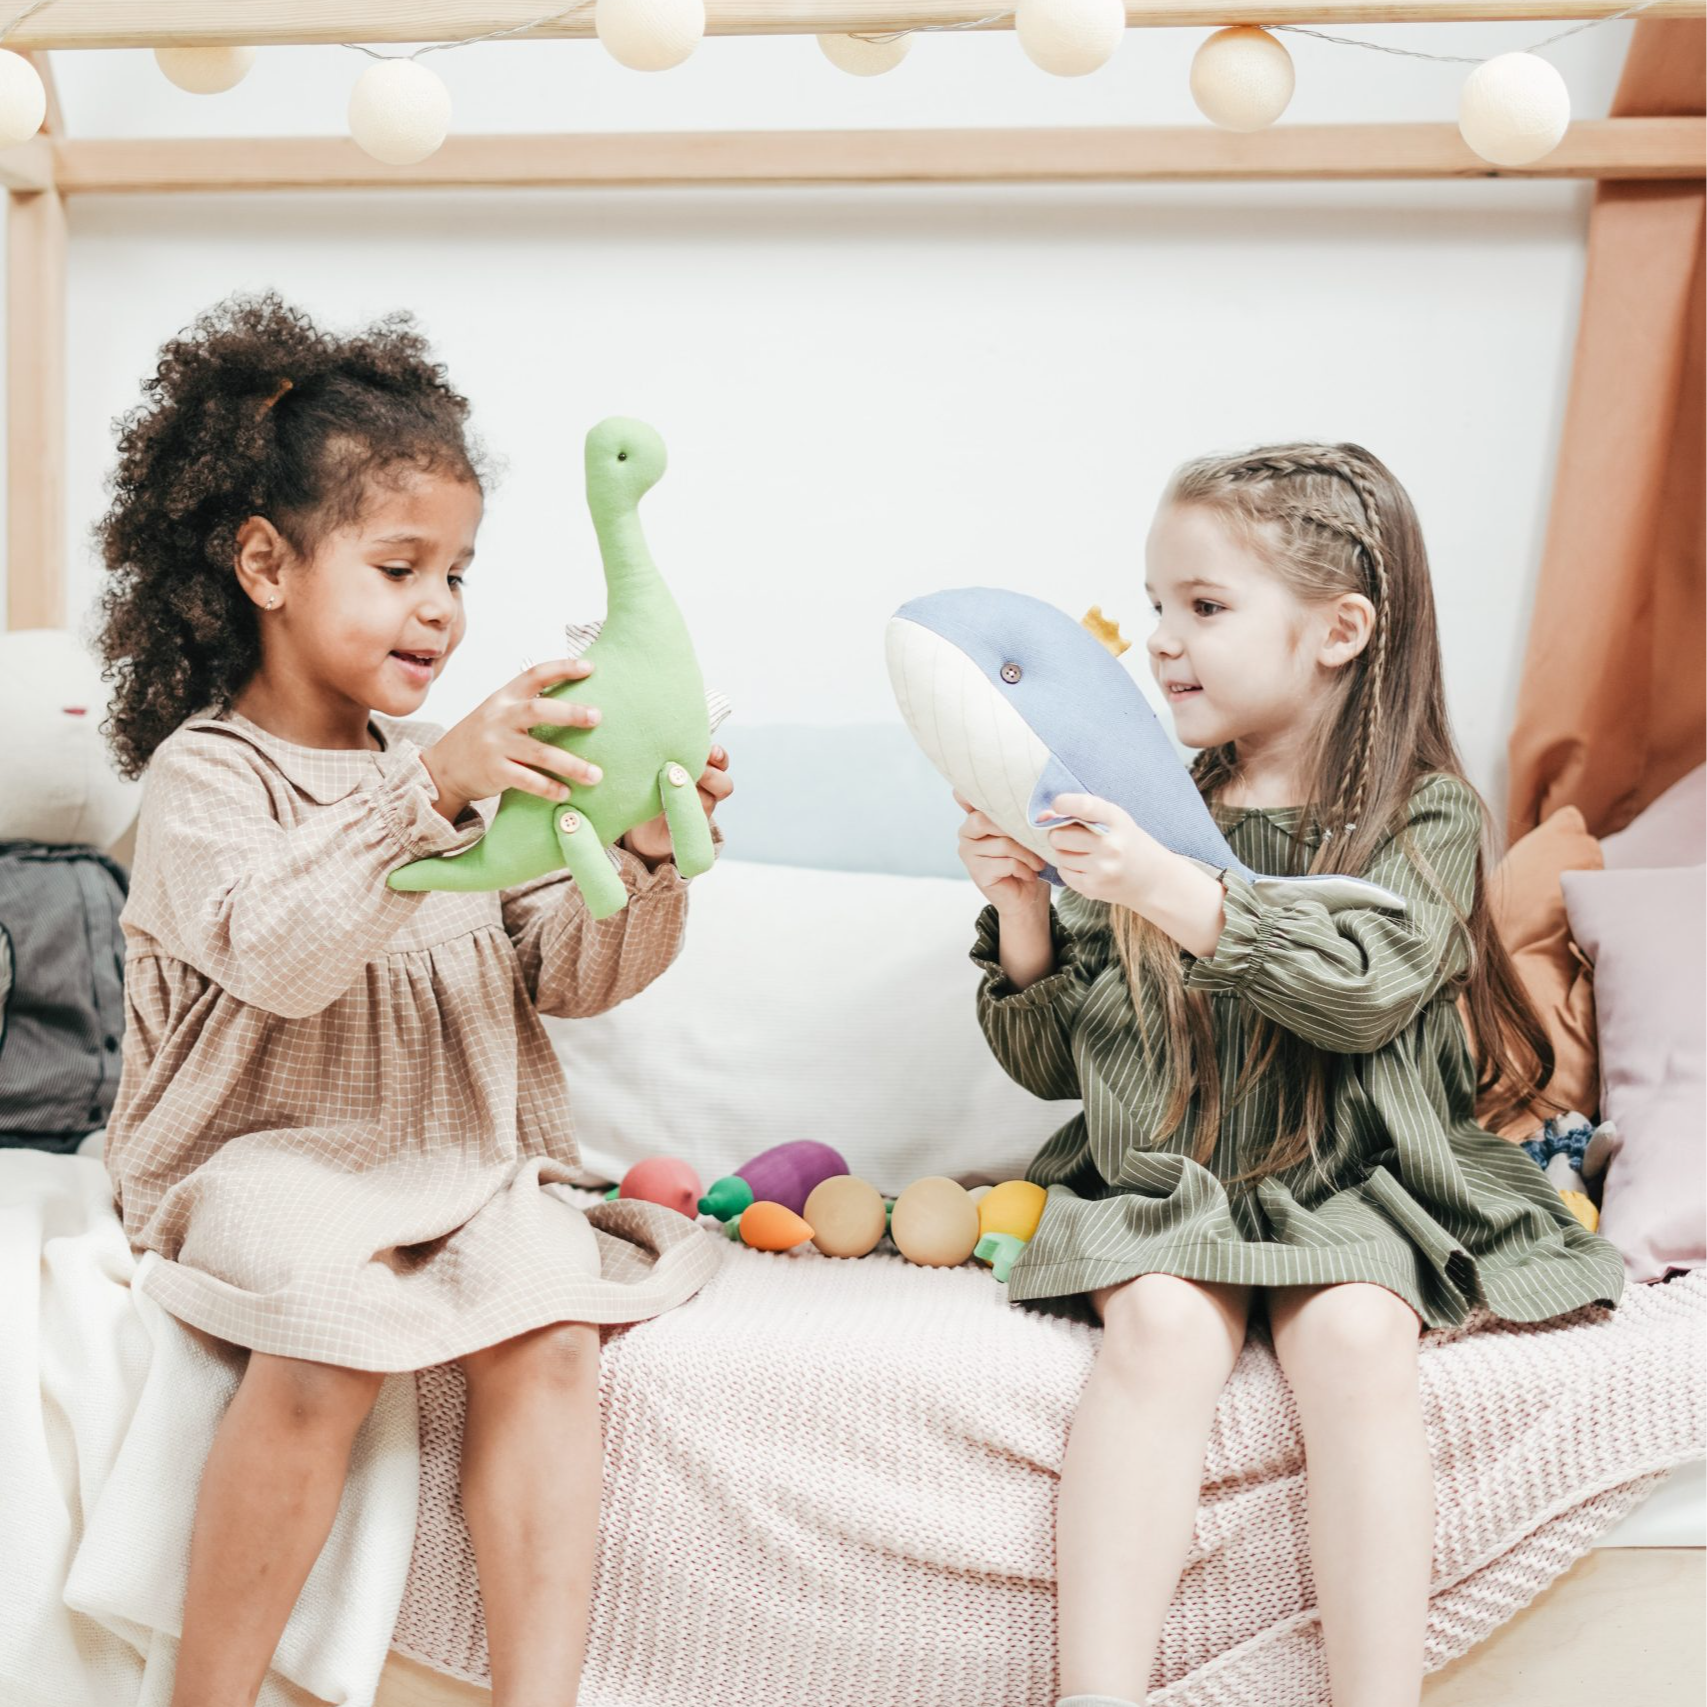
[698,1140,850,1221]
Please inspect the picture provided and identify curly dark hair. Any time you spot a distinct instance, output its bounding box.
[92,291,491,778]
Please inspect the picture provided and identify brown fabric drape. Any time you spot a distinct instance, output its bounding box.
[1506,19,1706,845]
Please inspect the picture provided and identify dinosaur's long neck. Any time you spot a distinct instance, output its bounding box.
[594,505,669,623]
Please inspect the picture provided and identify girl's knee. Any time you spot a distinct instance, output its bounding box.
[463,1321,600,1394]
[524,1322,600,1390]
[1272,1285,1422,1401]
[247,1352,384,1434]
[1097,1273,1248,1380]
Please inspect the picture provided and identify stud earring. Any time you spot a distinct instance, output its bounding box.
[265,596,278,610]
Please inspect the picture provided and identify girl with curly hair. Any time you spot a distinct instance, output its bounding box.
[94,291,732,1707]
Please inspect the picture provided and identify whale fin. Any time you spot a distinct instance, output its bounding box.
[1028,754,1257,891]
[1030,774,1407,918]
[1249,872,1409,915]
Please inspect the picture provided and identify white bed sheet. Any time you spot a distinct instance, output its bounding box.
[1592,1457,1706,1547]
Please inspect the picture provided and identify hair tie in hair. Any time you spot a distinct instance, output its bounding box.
[259,376,294,414]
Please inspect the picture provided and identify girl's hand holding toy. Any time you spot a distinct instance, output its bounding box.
[1034,791,1172,911]
[954,790,1049,918]
[421,657,604,822]
[1041,788,1231,960]
[624,743,733,865]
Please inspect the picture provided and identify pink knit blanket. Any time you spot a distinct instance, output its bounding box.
[393,1234,1706,1706]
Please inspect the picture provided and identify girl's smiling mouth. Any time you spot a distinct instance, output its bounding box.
[390,650,438,683]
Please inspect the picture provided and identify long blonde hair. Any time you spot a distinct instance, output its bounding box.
[1114,442,1559,1183]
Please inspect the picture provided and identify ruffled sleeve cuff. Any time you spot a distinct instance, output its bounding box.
[504,814,725,913]
[609,814,726,898]
[1181,867,1282,996]
[970,900,1098,1012]
[371,748,489,862]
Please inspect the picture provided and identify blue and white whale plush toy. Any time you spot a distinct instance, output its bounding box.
[884,587,1407,915]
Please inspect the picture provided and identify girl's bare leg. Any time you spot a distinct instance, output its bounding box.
[1056,1273,1251,1701]
[1267,1283,1434,1707]
[171,1353,384,1707]
[459,1322,603,1707]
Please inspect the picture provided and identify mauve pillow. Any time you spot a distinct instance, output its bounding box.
[1600,764,1705,870]
[1474,806,1602,1137]
[1561,864,1706,1282]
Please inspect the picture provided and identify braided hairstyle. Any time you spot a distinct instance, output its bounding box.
[93,291,490,779]
[1108,442,1560,1184]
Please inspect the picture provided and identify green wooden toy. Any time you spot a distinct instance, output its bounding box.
[388,417,714,917]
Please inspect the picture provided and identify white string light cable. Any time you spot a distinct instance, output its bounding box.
[842,0,1662,160]
[0,0,1670,166]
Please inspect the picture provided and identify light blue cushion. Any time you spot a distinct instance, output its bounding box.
[716,723,965,880]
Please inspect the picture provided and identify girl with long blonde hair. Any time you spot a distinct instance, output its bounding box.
[956,442,1625,1707]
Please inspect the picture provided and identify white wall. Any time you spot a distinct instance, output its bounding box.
[16,20,1640,819]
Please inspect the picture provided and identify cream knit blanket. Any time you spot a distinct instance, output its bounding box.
[395,1227,1707,1705]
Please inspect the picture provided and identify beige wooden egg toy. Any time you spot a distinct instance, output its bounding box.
[889,1176,982,1268]
[805,1175,890,1259]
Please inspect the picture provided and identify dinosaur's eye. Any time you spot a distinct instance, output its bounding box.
[1000,662,1022,685]
[617,450,628,462]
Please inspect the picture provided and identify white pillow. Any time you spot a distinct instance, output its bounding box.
[543,860,1075,1195]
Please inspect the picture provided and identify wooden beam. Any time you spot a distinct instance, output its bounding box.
[0,138,56,193]
[47,120,1707,192]
[6,188,67,631]
[1,0,1702,46]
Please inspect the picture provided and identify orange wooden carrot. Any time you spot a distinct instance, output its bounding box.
[736,1201,815,1252]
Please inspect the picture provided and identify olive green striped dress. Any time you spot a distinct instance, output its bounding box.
[972,773,1627,1329]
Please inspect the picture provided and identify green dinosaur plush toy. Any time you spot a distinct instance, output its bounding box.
[387,416,714,919]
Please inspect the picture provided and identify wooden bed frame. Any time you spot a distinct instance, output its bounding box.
[5,5,1701,1702]
[363,1543,1707,1705]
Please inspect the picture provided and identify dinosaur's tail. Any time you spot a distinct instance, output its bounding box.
[387,837,501,893]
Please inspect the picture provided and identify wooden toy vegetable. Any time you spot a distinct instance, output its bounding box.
[727,1201,816,1252]
[804,1175,889,1258]
[607,1156,704,1218]
[973,1179,1048,1282]
[888,1176,981,1268]
[698,1140,850,1221]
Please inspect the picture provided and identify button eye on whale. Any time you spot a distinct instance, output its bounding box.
[1000,662,1023,685]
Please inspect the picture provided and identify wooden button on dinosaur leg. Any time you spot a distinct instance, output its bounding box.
[658,759,715,880]
[551,802,627,920]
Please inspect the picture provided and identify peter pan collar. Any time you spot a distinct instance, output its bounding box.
[180,708,437,805]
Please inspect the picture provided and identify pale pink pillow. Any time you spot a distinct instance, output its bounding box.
[1561,864,1705,1282]
[1600,764,1705,870]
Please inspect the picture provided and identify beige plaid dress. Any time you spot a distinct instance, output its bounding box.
[104,709,722,1371]
[975,775,1628,1329]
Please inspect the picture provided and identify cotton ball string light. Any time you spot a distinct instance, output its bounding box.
[0,49,46,146]
[348,58,452,166]
[818,31,912,75]
[154,46,257,94]
[1190,26,1294,131]
[597,0,706,71]
[1015,0,1124,77]
[1458,51,1571,167]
